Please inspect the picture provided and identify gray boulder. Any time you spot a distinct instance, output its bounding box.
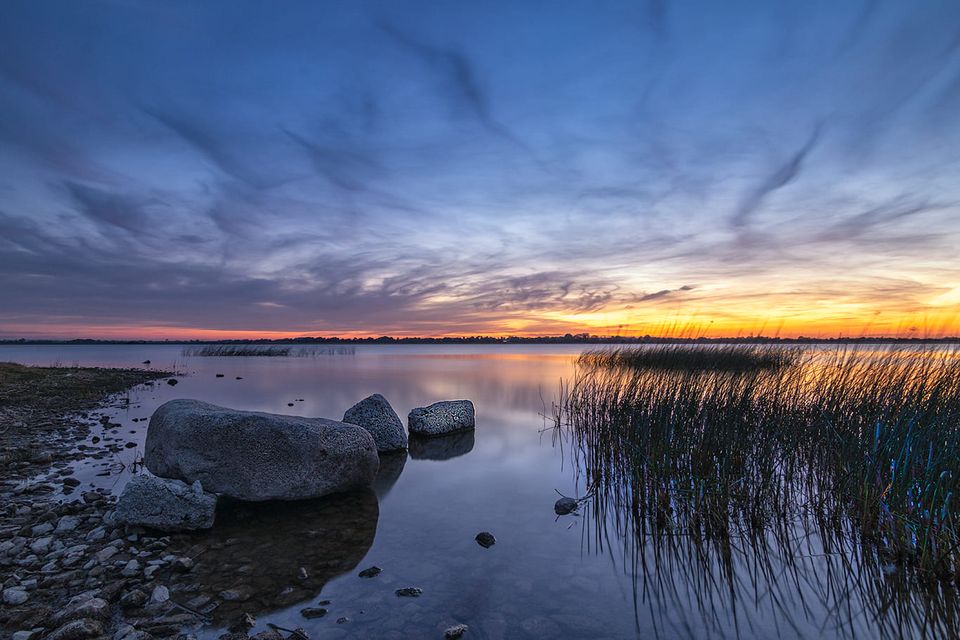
[342,394,407,452]
[145,400,379,501]
[111,475,216,531]
[408,400,475,436]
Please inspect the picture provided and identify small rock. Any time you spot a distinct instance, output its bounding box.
[150,585,170,604]
[445,624,469,639]
[56,516,80,533]
[358,565,381,578]
[475,532,496,548]
[63,478,82,488]
[336,617,349,624]
[300,607,327,619]
[111,475,217,531]
[395,587,423,597]
[166,378,178,386]
[3,587,29,605]
[554,497,578,515]
[216,374,225,378]
[172,556,194,572]
[120,588,147,608]
[121,559,141,577]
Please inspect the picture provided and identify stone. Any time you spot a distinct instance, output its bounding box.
[554,497,579,515]
[145,400,379,501]
[172,556,194,572]
[151,585,170,604]
[407,400,475,436]
[342,394,407,452]
[445,624,469,639]
[358,565,381,578]
[3,587,29,605]
[300,607,327,619]
[111,475,217,531]
[56,516,80,533]
[475,532,496,548]
[395,587,422,597]
[121,559,141,577]
[29,536,52,555]
[120,589,148,608]
[45,619,105,640]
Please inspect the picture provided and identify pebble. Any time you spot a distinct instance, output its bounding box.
[445,624,469,639]
[358,565,381,578]
[121,559,141,576]
[3,586,29,605]
[150,585,170,604]
[300,607,328,619]
[395,587,423,597]
[475,532,496,548]
[554,497,579,515]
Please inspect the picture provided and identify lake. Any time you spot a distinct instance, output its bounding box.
[0,344,952,639]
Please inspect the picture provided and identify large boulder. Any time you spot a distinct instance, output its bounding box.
[145,400,379,501]
[342,394,407,452]
[111,474,217,531]
[408,400,475,437]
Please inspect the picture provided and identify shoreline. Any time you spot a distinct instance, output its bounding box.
[0,364,206,640]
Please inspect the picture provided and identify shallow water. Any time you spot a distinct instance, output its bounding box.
[1,344,954,639]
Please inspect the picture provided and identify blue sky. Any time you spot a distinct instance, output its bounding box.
[1,0,959,338]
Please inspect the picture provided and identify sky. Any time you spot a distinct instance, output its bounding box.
[1,0,959,340]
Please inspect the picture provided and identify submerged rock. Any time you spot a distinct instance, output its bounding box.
[169,489,379,623]
[342,394,407,452]
[358,565,381,578]
[554,497,578,515]
[111,475,217,531]
[395,587,422,597]
[145,399,379,501]
[445,624,469,639]
[407,400,475,436]
[475,531,496,548]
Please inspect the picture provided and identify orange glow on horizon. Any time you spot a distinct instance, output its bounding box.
[1,307,958,342]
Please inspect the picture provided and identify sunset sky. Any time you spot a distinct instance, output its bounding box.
[1,1,959,339]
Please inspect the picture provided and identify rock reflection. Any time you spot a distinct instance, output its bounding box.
[408,431,474,460]
[166,489,378,623]
[372,451,407,497]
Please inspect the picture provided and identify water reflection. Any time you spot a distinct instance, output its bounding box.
[167,489,379,623]
[408,431,475,460]
[372,451,407,498]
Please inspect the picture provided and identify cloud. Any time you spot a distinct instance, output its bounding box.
[731,122,824,229]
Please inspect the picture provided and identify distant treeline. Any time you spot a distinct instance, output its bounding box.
[2,334,960,345]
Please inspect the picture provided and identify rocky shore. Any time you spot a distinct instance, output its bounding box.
[1,364,480,640]
[0,364,314,640]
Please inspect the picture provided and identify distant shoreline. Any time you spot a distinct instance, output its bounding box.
[2,336,959,346]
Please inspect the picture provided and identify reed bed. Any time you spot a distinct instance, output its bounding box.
[581,343,800,371]
[181,345,355,357]
[556,345,960,577]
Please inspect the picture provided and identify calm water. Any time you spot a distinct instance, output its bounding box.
[0,344,949,639]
